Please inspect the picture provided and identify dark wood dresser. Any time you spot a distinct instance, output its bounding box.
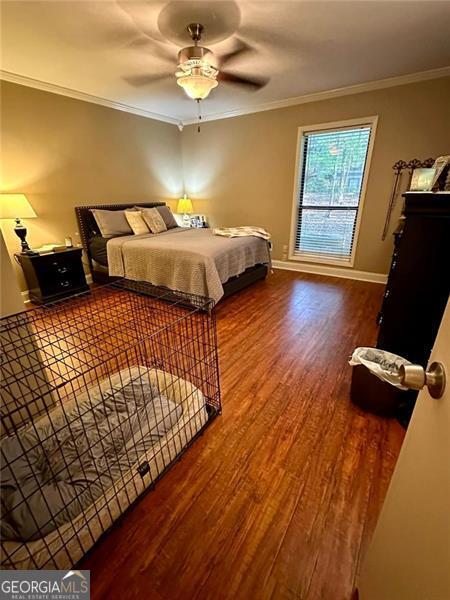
[351,193,449,423]
[16,247,89,304]
[377,192,450,365]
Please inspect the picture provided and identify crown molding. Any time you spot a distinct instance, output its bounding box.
[182,66,450,125]
[0,70,181,126]
[2,66,449,128]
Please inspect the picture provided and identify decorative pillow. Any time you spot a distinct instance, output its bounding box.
[156,206,178,230]
[134,205,178,230]
[141,208,167,234]
[125,210,150,236]
[90,209,132,238]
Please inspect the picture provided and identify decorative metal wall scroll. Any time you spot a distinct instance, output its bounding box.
[381,158,435,241]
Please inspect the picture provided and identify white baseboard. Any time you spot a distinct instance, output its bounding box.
[21,273,93,304]
[272,259,387,284]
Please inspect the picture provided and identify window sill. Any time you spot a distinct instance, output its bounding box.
[288,252,354,268]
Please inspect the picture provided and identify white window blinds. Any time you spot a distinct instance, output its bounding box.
[293,124,372,262]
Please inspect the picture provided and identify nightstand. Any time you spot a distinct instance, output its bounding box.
[16,247,89,304]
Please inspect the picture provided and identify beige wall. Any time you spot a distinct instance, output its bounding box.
[1,81,183,290]
[2,77,449,293]
[181,76,450,274]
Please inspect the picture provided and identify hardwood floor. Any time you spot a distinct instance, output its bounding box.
[80,270,405,600]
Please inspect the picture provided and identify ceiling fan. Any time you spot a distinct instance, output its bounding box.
[126,22,269,102]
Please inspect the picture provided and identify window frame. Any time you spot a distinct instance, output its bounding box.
[288,116,378,267]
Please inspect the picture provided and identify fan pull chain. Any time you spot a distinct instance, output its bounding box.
[197,99,202,133]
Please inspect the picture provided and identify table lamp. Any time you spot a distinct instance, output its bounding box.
[177,194,193,226]
[0,193,38,255]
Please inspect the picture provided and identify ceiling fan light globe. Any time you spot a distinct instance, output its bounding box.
[176,75,218,100]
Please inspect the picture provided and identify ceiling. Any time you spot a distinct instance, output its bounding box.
[1,1,450,125]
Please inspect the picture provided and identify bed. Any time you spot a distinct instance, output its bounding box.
[1,366,209,569]
[75,203,269,302]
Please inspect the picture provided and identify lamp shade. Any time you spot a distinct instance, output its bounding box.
[0,194,37,219]
[177,195,193,214]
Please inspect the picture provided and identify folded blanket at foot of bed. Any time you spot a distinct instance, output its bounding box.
[212,226,271,241]
[1,367,183,542]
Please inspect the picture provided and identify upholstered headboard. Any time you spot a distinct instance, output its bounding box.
[75,202,166,271]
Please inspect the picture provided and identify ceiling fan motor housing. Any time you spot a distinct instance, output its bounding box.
[175,24,219,101]
[178,46,216,66]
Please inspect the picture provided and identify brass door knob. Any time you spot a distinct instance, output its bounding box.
[399,362,446,399]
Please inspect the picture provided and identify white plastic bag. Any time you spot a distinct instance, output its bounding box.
[349,347,411,390]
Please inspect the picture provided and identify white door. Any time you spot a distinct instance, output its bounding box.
[359,299,450,600]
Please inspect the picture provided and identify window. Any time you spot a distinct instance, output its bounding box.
[290,117,377,266]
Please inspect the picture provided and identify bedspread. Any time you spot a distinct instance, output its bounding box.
[107,227,270,303]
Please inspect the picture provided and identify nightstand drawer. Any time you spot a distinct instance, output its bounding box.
[43,259,74,276]
[38,270,83,296]
[37,255,82,279]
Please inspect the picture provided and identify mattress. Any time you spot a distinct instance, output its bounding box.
[0,367,208,569]
[88,235,109,267]
[1,368,183,542]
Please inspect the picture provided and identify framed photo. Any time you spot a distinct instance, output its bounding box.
[189,215,207,228]
[431,155,450,190]
[409,168,436,191]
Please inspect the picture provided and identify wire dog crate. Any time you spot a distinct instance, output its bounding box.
[0,281,220,570]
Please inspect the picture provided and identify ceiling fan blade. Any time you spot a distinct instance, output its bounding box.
[124,73,172,87]
[240,26,329,56]
[218,71,269,90]
[126,37,175,63]
[219,39,255,67]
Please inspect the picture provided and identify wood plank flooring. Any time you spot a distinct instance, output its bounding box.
[80,270,405,600]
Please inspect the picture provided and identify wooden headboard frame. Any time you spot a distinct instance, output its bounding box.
[75,202,166,271]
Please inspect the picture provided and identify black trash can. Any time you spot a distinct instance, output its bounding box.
[350,364,402,417]
[349,347,411,418]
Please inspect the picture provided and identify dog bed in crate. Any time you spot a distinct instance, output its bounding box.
[1,366,208,569]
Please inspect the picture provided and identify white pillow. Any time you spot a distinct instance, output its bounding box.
[125,210,150,235]
[141,207,167,234]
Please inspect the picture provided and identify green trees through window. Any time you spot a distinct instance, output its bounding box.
[294,125,372,260]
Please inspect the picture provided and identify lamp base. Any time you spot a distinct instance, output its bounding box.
[20,248,39,256]
[14,218,38,255]
[182,214,191,227]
